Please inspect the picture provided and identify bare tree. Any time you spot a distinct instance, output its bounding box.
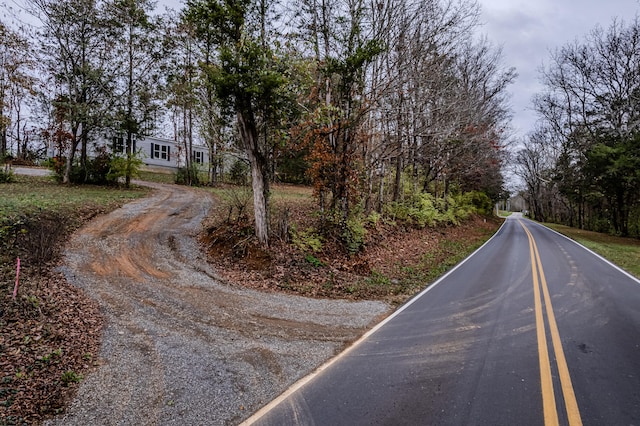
[105,0,164,187]
[290,0,513,225]
[514,128,559,222]
[534,17,640,236]
[30,0,112,183]
[0,21,36,160]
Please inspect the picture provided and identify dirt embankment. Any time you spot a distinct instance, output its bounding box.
[46,182,390,426]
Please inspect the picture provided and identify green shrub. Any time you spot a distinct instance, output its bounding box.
[591,217,612,234]
[385,193,439,228]
[409,193,439,227]
[217,186,253,223]
[46,147,137,186]
[384,201,410,222]
[230,160,249,185]
[367,211,381,227]
[46,157,66,182]
[464,191,493,215]
[107,153,143,185]
[0,166,14,183]
[88,147,113,184]
[304,254,323,267]
[291,226,323,253]
[60,371,82,386]
[343,215,367,254]
[175,164,201,186]
[383,191,489,228]
[53,147,113,185]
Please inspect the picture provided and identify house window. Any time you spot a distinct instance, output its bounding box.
[150,143,170,161]
[112,136,124,153]
[193,150,204,164]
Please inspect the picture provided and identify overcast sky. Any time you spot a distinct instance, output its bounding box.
[478,0,640,139]
[5,0,639,140]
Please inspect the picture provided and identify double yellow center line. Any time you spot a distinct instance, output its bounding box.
[519,220,582,426]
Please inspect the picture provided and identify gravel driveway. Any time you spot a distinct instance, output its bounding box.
[46,182,390,425]
[11,166,52,176]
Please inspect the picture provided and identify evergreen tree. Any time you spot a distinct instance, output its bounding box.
[183,0,289,246]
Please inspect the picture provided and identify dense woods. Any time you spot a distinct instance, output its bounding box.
[2,0,515,246]
[517,18,640,238]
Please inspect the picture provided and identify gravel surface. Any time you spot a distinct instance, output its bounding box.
[45,182,390,426]
[11,166,52,176]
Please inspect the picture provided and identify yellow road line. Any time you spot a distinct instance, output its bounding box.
[519,220,583,426]
[525,223,559,426]
[530,226,583,426]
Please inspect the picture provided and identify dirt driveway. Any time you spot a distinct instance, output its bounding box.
[46,182,390,425]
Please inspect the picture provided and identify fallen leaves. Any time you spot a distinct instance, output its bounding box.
[201,190,502,303]
[1,270,103,424]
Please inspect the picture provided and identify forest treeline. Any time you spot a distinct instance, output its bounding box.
[516,18,640,238]
[1,0,515,246]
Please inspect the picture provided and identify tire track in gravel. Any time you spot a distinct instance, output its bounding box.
[47,182,390,426]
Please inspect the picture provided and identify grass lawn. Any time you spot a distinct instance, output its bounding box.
[543,223,640,279]
[1,174,149,217]
[137,168,211,185]
[137,170,176,184]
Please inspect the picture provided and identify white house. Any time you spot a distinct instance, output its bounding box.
[44,134,210,172]
[109,134,209,171]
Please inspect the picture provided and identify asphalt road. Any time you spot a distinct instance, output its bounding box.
[244,213,640,425]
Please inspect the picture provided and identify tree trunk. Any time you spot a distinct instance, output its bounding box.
[393,154,402,202]
[0,128,6,159]
[125,131,133,188]
[81,129,88,182]
[0,90,6,159]
[364,164,373,214]
[189,108,194,183]
[378,160,385,213]
[182,106,190,184]
[63,137,79,184]
[237,109,270,247]
[617,189,628,236]
[249,154,269,245]
[209,143,216,184]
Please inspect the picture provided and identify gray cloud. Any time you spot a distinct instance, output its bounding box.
[478,0,640,137]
